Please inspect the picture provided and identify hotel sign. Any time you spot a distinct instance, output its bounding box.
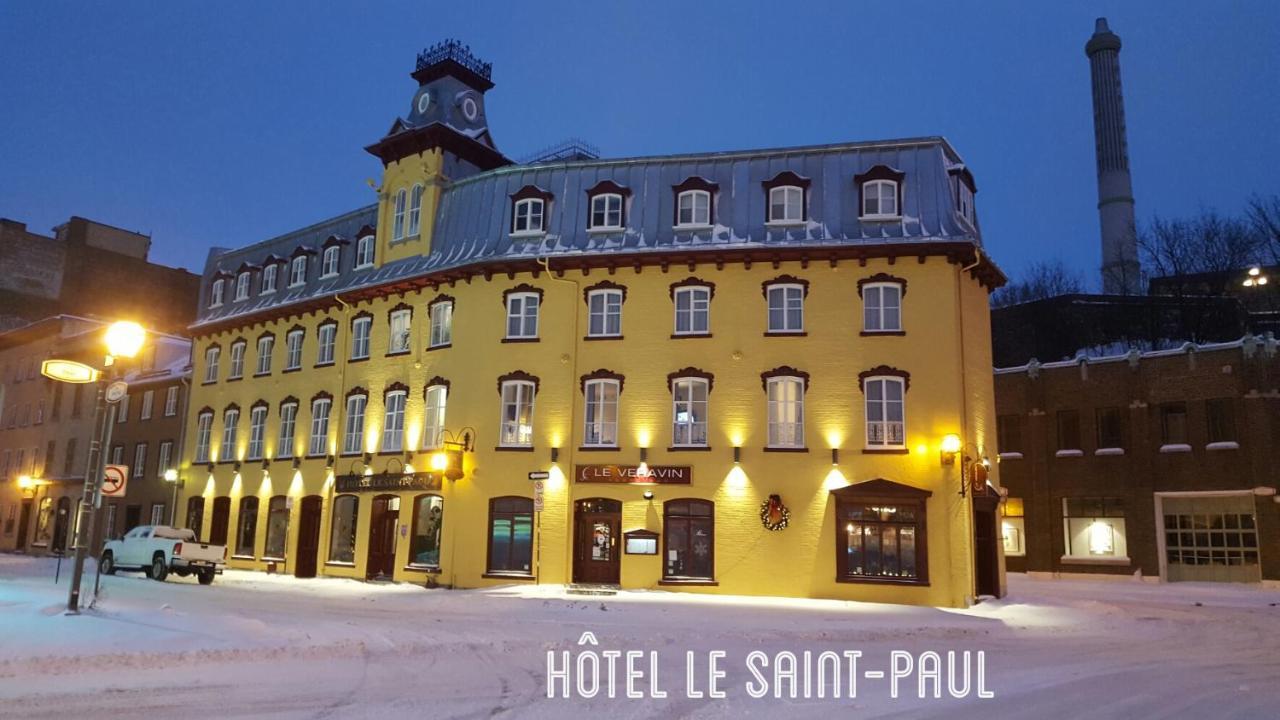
[575,464,692,485]
[335,472,442,493]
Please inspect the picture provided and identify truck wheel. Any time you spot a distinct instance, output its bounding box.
[151,553,169,582]
[197,570,215,586]
[100,552,116,575]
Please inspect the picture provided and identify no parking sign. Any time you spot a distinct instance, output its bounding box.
[102,464,129,498]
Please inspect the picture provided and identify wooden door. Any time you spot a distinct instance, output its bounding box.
[573,498,621,585]
[210,497,231,546]
[366,495,399,580]
[295,495,323,579]
[16,500,31,550]
[973,496,1001,598]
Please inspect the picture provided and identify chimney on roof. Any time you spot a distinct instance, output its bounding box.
[1086,17,1141,295]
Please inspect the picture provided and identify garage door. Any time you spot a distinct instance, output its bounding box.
[1161,495,1261,583]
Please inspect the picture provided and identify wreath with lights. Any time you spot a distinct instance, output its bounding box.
[759,494,791,531]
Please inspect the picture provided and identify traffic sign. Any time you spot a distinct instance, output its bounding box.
[102,465,129,498]
[533,479,545,512]
[105,381,129,404]
[527,471,550,481]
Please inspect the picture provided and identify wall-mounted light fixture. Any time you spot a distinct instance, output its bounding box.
[292,457,302,469]
[550,447,560,464]
[733,446,741,464]
[233,460,242,472]
[642,490,655,501]
[325,455,335,469]
[362,451,373,464]
[261,459,270,470]
[831,448,840,466]
[431,427,474,482]
[940,434,962,466]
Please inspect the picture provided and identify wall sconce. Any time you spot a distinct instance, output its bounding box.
[638,447,649,475]
[325,455,335,469]
[362,451,373,464]
[550,447,560,464]
[206,462,215,472]
[403,451,413,465]
[430,443,465,481]
[292,457,302,469]
[733,446,741,464]
[233,460,242,472]
[940,434,962,466]
[261,459,270,469]
[831,448,840,466]
[642,490,655,500]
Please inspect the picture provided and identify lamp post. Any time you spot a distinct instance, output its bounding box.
[164,469,180,526]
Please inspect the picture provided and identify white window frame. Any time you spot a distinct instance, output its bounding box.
[277,402,298,459]
[588,193,623,231]
[203,347,220,384]
[512,198,545,236]
[309,399,331,457]
[861,179,900,219]
[499,380,536,447]
[316,324,336,365]
[671,377,709,447]
[343,394,367,455]
[505,293,539,339]
[429,301,453,348]
[350,317,372,360]
[285,330,304,370]
[583,379,619,448]
[150,504,166,526]
[140,390,154,420]
[766,376,805,448]
[209,279,225,308]
[586,289,623,338]
[157,440,173,478]
[676,190,711,228]
[393,189,407,241]
[260,264,277,294]
[423,385,447,450]
[766,283,805,333]
[321,246,340,278]
[164,386,178,416]
[355,235,375,269]
[672,286,711,335]
[407,184,424,237]
[235,272,251,301]
[247,406,267,461]
[863,376,906,449]
[228,341,246,380]
[289,255,308,287]
[221,408,239,459]
[863,282,903,333]
[132,442,147,480]
[388,309,412,354]
[195,413,213,464]
[256,336,274,375]
[767,186,804,224]
[381,390,407,452]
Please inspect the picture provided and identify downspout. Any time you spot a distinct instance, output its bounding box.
[537,256,580,586]
[171,373,191,526]
[956,247,983,603]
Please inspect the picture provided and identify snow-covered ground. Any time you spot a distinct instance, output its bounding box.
[1,555,1278,719]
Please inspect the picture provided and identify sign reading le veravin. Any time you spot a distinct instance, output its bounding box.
[575,465,691,485]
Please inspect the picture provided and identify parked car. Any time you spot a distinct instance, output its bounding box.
[101,525,226,585]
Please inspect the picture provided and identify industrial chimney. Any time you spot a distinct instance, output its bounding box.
[1086,18,1141,295]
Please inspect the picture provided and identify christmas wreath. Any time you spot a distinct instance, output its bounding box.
[759,494,790,531]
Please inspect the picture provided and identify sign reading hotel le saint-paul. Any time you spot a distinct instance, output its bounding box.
[335,472,442,494]
[575,464,692,485]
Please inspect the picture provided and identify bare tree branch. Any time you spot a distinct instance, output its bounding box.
[990,260,1085,308]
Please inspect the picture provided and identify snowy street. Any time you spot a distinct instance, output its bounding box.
[1,555,1278,719]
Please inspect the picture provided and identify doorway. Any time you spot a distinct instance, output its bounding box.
[210,497,231,546]
[973,495,1001,598]
[16,500,31,551]
[295,495,324,579]
[573,498,622,585]
[186,496,205,538]
[366,494,399,580]
[52,496,72,553]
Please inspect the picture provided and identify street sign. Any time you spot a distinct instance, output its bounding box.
[105,381,129,404]
[527,471,551,481]
[533,479,545,512]
[40,359,99,384]
[102,465,129,498]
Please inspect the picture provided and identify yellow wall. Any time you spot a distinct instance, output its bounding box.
[375,149,444,265]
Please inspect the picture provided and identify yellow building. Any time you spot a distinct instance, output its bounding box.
[180,40,1006,607]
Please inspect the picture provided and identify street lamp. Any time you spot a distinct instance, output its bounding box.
[164,469,180,526]
[1242,266,1269,288]
[104,321,147,362]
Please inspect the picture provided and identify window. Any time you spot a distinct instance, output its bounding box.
[34,497,52,546]
[429,299,453,348]
[277,401,298,458]
[586,289,622,337]
[835,481,930,584]
[235,272,250,301]
[328,495,358,563]
[316,322,336,365]
[589,193,623,230]
[1002,498,1025,557]
[487,497,533,575]
[1206,399,1236,444]
[423,384,447,450]
[499,379,536,447]
[863,376,905,449]
[158,441,173,478]
[1063,497,1127,560]
[285,329,304,370]
[247,405,267,460]
[260,263,277,294]
[393,189,407,240]
[228,341,246,380]
[103,504,117,540]
[388,308,412,354]
[203,346,220,383]
[765,283,804,333]
[381,389,407,452]
[861,180,900,218]
[289,255,308,287]
[111,445,123,465]
[150,503,166,526]
[767,186,804,224]
[663,499,714,580]
[671,377,709,447]
[309,397,332,456]
[194,412,213,464]
[1056,410,1081,453]
[862,282,903,333]
[209,278,225,307]
[407,184,424,236]
[512,198,544,235]
[766,376,805,448]
[505,292,539,339]
[221,406,239,459]
[583,379,619,447]
[117,395,129,423]
[676,190,711,227]
[185,497,204,538]
[52,383,63,420]
[1096,407,1124,450]
[342,393,367,455]
[355,236,375,268]
[264,496,288,560]
[350,315,372,360]
[673,285,711,335]
[957,180,975,224]
[64,439,77,475]
[235,496,259,557]
[132,442,147,480]
[997,414,1022,456]
[254,335,274,376]
[409,495,444,567]
[140,390,154,420]
[1161,402,1188,446]
[321,246,340,278]
[163,386,178,417]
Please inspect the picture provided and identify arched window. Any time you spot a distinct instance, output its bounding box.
[210,496,231,546]
[764,371,807,449]
[263,495,289,560]
[861,279,905,333]
[862,180,899,218]
[393,189,407,240]
[860,371,908,449]
[407,184,424,236]
[260,263,278,294]
[209,278,225,308]
[289,255,308,287]
[194,410,213,464]
[512,198,545,234]
[235,272,251,301]
[768,186,804,223]
[669,372,712,448]
[676,190,711,227]
[408,494,444,568]
[423,383,447,450]
[235,496,259,558]
[589,193,623,230]
[663,499,714,581]
[355,235,375,268]
[186,496,205,540]
[321,246,340,277]
[487,496,534,575]
[328,495,358,564]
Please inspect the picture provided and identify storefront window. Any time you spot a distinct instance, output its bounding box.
[328,495,358,564]
[235,496,259,558]
[833,479,931,585]
[409,495,444,567]
[264,496,289,559]
[487,496,533,575]
[1062,497,1127,560]
[663,499,714,580]
[34,497,53,546]
[186,496,205,539]
[1002,497,1025,556]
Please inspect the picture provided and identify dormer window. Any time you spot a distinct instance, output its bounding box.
[355,235,375,268]
[289,255,307,287]
[209,278,225,308]
[393,188,408,241]
[260,263,278,294]
[234,272,251,301]
[673,177,718,229]
[321,246,340,278]
[763,171,810,225]
[856,165,905,220]
[513,199,544,235]
[950,167,977,225]
[408,184,424,237]
[586,180,629,231]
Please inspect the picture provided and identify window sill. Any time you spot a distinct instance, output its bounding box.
[1060,555,1130,566]
[1004,552,1026,558]
[1206,441,1240,451]
[354,264,374,271]
[763,447,808,453]
[764,331,807,337]
[1095,448,1125,456]
[384,350,411,358]
[501,337,540,344]
[482,572,535,580]
[673,224,714,233]
[668,446,711,452]
[1055,449,1084,458]
[835,576,929,587]
[273,456,294,463]
[1159,444,1192,454]
[348,356,370,364]
[578,446,620,452]
[586,226,624,235]
[860,330,906,337]
[998,452,1023,460]
[509,231,547,240]
[230,555,257,561]
[287,284,306,290]
[324,561,356,568]
[764,220,806,229]
[670,333,712,340]
[859,214,902,222]
[404,564,441,574]
[862,448,909,455]
[226,376,243,383]
[260,289,275,295]
[262,556,285,563]
[282,367,302,374]
[252,372,272,378]
[658,579,718,587]
[494,445,535,452]
[426,343,452,352]
[319,274,339,281]
[584,335,623,341]
[314,362,335,369]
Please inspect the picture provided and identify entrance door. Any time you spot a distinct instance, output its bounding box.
[52,497,72,553]
[366,495,399,580]
[16,500,31,551]
[573,498,622,585]
[973,495,1001,598]
[295,495,323,579]
[209,497,231,546]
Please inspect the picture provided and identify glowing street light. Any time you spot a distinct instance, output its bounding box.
[104,321,147,360]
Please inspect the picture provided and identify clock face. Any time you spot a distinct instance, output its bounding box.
[460,95,479,122]
[416,91,432,115]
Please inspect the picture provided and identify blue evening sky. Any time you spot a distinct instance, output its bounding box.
[1,1,1276,287]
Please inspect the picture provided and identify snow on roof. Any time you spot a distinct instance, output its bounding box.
[994,333,1277,374]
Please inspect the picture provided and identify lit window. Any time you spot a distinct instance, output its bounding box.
[835,483,929,584]
[321,246,340,278]
[429,300,453,348]
[328,495,358,563]
[583,379,619,447]
[1063,497,1127,560]
[247,405,267,461]
[132,442,147,480]
[209,278,225,308]
[513,198,544,235]
[587,289,622,337]
[157,440,173,478]
[505,292,539,339]
[260,264,277,294]
[264,496,288,560]
[350,316,371,360]
[765,283,804,333]
[276,402,298,459]
[423,384,447,450]
[676,190,710,227]
[316,323,336,365]
[228,341,246,379]
[235,496,258,557]
[409,495,444,567]
[863,376,905,448]
[487,496,533,574]
[861,180,899,218]
[664,499,714,580]
[1002,498,1025,557]
[766,376,805,448]
[862,282,903,332]
[285,330,304,370]
[343,393,366,455]
[768,186,804,223]
[203,346,220,384]
[235,272,251,301]
[355,236,375,268]
[499,380,536,447]
[256,335,274,375]
[221,406,240,459]
[393,189,407,241]
[388,308,412,354]
[673,286,710,335]
[407,184,424,236]
[194,412,213,464]
[671,377,709,447]
[589,193,623,230]
[308,397,332,456]
[289,256,307,287]
[381,390,407,452]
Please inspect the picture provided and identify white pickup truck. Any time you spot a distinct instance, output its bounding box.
[101,525,226,585]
